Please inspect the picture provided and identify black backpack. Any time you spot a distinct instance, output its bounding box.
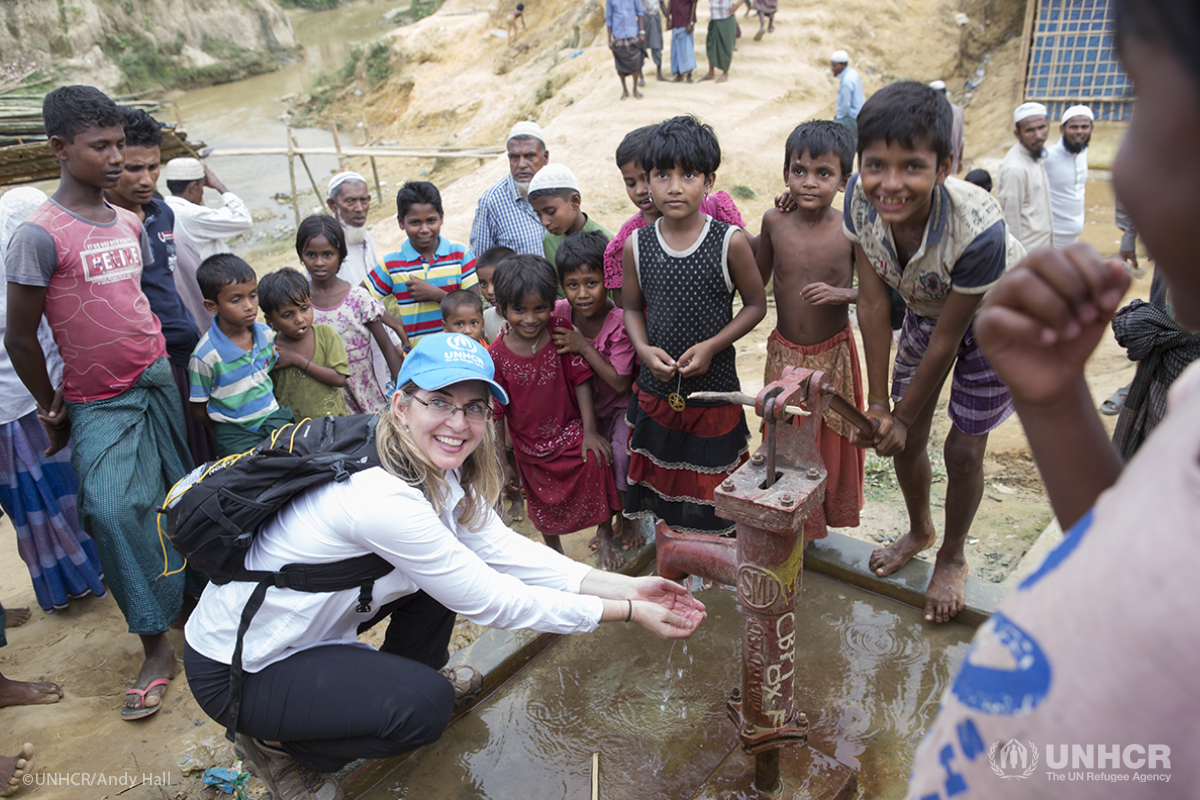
[159,414,395,738]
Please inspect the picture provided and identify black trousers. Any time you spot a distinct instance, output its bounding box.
[185,590,457,773]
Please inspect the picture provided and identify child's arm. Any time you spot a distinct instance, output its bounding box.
[404,275,450,303]
[551,325,633,395]
[678,230,767,378]
[975,246,1128,529]
[755,211,776,288]
[379,311,412,350]
[190,401,214,429]
[366,318,405,380]
[273,344,347,388]
[621,236,678,381]
[5,284,70,454]
[851,243,894,448]
[575,380,613,466]
[801,283,858,306]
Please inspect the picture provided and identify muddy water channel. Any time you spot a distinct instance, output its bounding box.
[170,0,404,221]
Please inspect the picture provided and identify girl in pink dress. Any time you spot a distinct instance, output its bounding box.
[296,215,403,414]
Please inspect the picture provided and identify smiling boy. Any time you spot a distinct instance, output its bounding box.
[4,86,193,721]
[845,82,1025,623]
[757,120,864,543]
[368,180,479,345]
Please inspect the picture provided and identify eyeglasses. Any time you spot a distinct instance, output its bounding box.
[411,394,494,422]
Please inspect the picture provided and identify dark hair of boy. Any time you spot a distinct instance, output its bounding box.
[197,253,257,301]
[527,186,578,204]
[615,125,657,168]
[120,107,163,149]
[1115,0,1200,87]
[295,214,348,263]
[258,267,311,315]
[491,253,558,313]
[784,120,856,177]
[554,230,608,284]
[477,245,516,270]
[856,81,953,165]
[640,114,721,176]
[395,180,444,219]
[43,85,123,143]
[516,2,524,9]
[964,169,993,193]
[441,288,484,317]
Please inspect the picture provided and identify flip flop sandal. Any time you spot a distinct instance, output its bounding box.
[1100,387,1129,416]
[121,678,170,721]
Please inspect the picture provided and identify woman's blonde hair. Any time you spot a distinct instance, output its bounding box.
[375,381,503,530]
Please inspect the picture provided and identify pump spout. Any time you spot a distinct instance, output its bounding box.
[654,520,738,586]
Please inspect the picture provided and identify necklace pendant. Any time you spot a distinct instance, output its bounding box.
[668,392,686,412]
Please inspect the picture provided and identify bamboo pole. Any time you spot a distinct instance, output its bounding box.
[286,128,300,227]
[289,128,323,211]
[330,124,345,172]
[1015,0,1038,107]
[370,157,383,205]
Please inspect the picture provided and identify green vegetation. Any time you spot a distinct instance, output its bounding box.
[732,184,757,200]
[99,31,274,93]
[365,41,392,85]
[274,0,339,8]
[410,0,448,21]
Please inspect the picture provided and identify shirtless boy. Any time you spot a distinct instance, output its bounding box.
[757,120,864,542]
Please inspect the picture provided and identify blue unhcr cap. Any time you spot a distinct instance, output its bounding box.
[395,332,509,405]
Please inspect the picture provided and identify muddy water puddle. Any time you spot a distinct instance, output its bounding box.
[369,571,972,799]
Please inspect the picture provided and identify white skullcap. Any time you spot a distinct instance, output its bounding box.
[1013,102,1048,124]
[528,164,580,195]
[830,50,849,63]
[928,80,946,91]
[327,171,368,198]
[0,186,47,256]
[1061,104,1094,123]
[163,157,204,181]
[507,120,546,145]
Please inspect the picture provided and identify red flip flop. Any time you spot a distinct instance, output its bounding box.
[121,678,170,721]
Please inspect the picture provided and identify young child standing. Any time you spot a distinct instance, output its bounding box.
[622,115,767,536]
[299,214,403,414]
[258,267,349,421]
[527,164,613,272]
[757,120,864,542]
[550,231,639,568]
[189,255,295,457]
[441,289,486,344]
[367,181,479,346]
[5,86,193,719]
[488,254,622,561]
[847,82,1025,623]
[604,124,747,307]
[911,2,1200,791]
[476,245,514,343]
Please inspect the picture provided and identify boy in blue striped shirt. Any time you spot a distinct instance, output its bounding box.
[188,254,294,456]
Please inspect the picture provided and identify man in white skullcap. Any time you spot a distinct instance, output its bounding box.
[469,121,549,256]
[162,158,252,262]
[1043,105,1094,247]
[325,171,377,287]
[830,50,865,135]
[996,102,1054,251]
[929,80,965,173]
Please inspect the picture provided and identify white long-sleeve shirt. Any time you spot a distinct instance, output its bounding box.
[165,192,253,262]
[1044,139,1088,247]
[996,143,1055,252]
[185,466,603,672]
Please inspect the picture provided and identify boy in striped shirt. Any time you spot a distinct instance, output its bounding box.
[366,180,479,346]
[188,254,294,457]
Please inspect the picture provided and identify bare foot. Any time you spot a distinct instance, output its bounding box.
[619,521,647,551]
[123,634,177,719]
[925,554,968,623]
[596,522,623,571]
[0,743,34,797]
[633,89,643,99]
[587,532,601,551]
[507,493,524,522]
[698,70,715,82]
[768,23,775,32]
[0,674,62,708]
[637,76,645,87]
[619,91,629,100]
[715,73,729,83]
[868,528,936,577]
[686,73,694,83]
[672,74,683,82]
[3,608,30,628]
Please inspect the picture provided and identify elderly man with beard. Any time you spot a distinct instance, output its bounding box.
[326,171,378,287]
[469,121,549,256]
[1044,105,1094,248]
[997,102,1055,251]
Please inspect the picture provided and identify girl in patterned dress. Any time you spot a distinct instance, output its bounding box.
[621,115,768,535]
[296,215,403,415]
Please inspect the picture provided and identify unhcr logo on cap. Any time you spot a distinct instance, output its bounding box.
[446,334,476,352]
[443,333,486,369]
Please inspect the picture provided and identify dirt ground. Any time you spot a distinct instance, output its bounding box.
[0,0,1149,797]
